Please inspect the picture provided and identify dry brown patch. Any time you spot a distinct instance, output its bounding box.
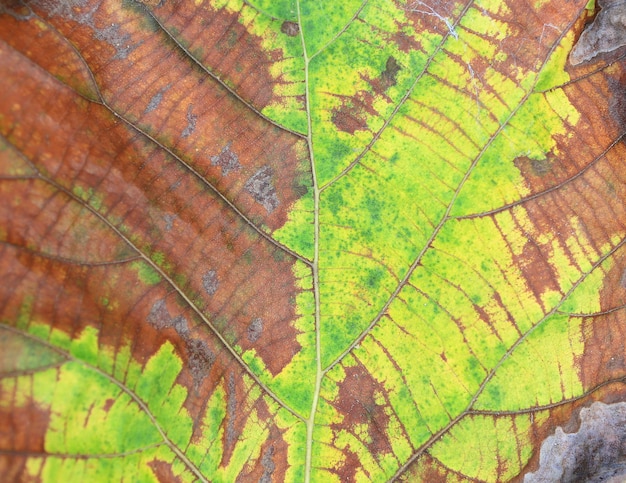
[330,364,394,462]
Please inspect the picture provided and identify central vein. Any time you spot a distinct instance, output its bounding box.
[296,2,323,481]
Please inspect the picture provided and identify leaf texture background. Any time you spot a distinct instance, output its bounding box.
[1,0,626,481]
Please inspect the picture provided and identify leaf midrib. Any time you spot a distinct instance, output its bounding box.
[294,1,322,480]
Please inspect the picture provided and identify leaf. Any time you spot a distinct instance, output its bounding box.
[0,0,625,481]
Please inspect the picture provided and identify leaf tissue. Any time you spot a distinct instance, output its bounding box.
[1,0,625,481]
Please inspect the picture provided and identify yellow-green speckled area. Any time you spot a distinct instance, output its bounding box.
[2,0,626,481]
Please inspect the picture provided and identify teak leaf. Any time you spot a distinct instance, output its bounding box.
[1,0,626,481]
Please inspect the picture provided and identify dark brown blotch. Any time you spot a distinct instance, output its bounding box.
[331,91,377,134]
[102,398,115,412]
[333,448,363,482]
[331,364,393,460]
[332,103,369,134]
[514,155,554,177]
[281,21,299,37]
[381,56,401,89]
[147,460,184,483]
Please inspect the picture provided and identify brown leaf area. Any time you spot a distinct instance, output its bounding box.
[329,363,396,481]
[3,0,310,231]
[0,0,310,480]
[503,65,626,310]
[0,41,305,372]
[1,0,315,370]
[149,0,301,114]
[0,400,51,479]
[0,231,291,478]
[505,51,626,403]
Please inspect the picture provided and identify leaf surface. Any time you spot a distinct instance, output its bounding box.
[1,0,626,481]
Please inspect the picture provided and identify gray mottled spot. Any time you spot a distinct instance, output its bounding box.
[280,21,299,36]
[247,318,263,343]
[259,445,276,483]
[172,316,189,338]
[211,143,241,176]
[525,402,626,482]
[570,0,626,65]
[148,301,216,390]
[145,91,163,114]
[202,270,219,295]
[226,373,238,446]
[244,166,279,214]
[31,0,89,19]
[149,301,216,390]
[381,56,401,89]
[94,23,134,60]
[147,300,189,337]
[33,0,136,59]
[181,104,197,138]
[163,213,176,231]
[147,299,171,329]
[134,0,163,6]
[187,338,214,388]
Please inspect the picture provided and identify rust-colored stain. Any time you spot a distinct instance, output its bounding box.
[0,25,307,377]
[330,364,395,465]
[20,0,312,233]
